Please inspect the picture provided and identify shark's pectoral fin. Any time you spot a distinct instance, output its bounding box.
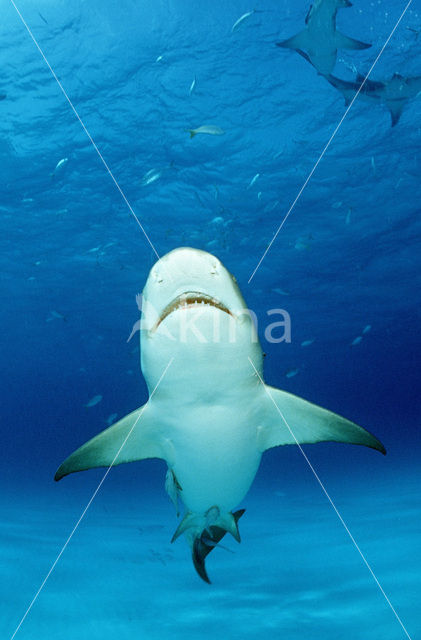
[55,404,173,481]
[257,386,386,454]
[335,31,371,51]
[276,29,309,53]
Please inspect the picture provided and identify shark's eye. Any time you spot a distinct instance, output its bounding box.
[210,262,219,275]
[153,271,163,283]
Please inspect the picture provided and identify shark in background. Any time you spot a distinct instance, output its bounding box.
[277,0,371,76]
[276,1,420,128]
[324,72,421,126]
[55,248,385,583]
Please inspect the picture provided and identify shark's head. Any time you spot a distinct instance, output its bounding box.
[140,247,262,394]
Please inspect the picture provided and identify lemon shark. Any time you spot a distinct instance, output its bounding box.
[55,247,385,583]
[325,72,421,126]
[277,0,371,76]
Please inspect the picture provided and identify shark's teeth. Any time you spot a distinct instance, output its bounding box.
[154,291,233,330]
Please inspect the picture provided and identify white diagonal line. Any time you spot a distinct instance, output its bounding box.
[9,357,173,640]
[248,0,413,283]
[248,357,412,640]
[9,0,160,261]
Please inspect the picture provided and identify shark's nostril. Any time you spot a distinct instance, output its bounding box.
[210,263,219,275]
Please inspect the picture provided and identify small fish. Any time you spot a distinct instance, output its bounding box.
[301,339,314,347]
[285,367,299,378]
[55,158,68,171]
[85,394,103,408]
[351,336,363,346]
[211,216,224,224]
[156,55,164,62]
[231,10,255,33]
[189,76,196,95]
[188,125,225,138]
[264,200,279,212]
[51,310,66,320]
[46,310,66,323]
[272,287,290,296]
[51,157,68,179]
[106,413,118,426]
[362,325,372,335]
[345,208,352,225]
[127,319,141,343]
[247,173,260,189]
[371,156,376,176]
[294,233,313,251]
[332,201,342,209]
[141,168,162,186]
[136,293,143,311]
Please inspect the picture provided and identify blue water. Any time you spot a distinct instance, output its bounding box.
[1,0,420,638]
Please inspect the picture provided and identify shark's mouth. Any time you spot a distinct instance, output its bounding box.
[153,291,234,331]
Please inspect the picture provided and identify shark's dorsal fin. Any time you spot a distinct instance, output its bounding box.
[54,404,173,481]
[257,386,386,454]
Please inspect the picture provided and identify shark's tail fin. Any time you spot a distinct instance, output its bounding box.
[192,509,246,584]
[171,506,246,583]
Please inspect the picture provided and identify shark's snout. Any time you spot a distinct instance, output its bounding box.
[142,248,245,334]
[151,247,223,285]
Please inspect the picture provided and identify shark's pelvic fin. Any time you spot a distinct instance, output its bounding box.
[216,511,241,542]
[165,469,182,516]
[54,404,173,481]
[386,100,405,127]
[192,509,246,584]
[170,505,241,544]
[258,386,386,455]
[171,511,200,543]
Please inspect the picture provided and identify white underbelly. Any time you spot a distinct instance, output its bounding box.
[170,417,261,513]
